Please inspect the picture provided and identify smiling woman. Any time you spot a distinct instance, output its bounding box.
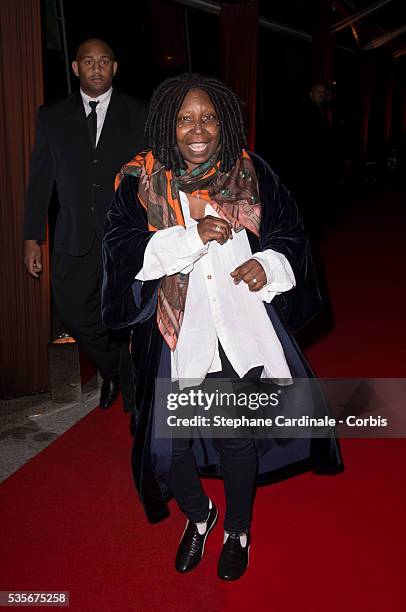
[102,72,342,581]
[175,89,220,169]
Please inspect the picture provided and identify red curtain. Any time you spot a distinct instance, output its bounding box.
[383,66,394,147]
[0,0,50,398]
[403,84,406,141]
[311,0,335,84]
[311,29,335,85]
[150,0,187,69]
[220,0,259,150]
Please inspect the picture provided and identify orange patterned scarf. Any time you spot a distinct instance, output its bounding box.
[115,149,261,350]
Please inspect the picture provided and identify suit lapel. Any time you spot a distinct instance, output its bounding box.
[66,90,132,157]
[96,90,127,152]
[70,92,94,154]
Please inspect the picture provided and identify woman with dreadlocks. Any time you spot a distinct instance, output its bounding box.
[102,73,342,580]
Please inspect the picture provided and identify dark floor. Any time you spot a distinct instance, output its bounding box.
[0,377,101,483]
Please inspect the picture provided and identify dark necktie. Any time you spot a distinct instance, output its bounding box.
[87,100,99,148]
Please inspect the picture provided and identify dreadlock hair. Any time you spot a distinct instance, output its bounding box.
[145,73,247,175]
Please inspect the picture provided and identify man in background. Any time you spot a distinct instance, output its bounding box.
[292,82,338,239]
[23,38,146,410]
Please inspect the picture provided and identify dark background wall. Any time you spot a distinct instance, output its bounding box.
[42,0,406,176]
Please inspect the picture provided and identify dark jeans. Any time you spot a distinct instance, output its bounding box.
[169,344,260,533]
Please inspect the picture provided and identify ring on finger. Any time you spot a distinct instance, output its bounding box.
[215,224,221,233]
[252,278,258,284]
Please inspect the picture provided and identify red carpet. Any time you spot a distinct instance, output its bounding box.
[1,182,405,611]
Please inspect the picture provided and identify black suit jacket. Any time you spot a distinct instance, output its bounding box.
[24,89,147,256]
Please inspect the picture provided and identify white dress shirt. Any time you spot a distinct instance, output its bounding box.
[80,87,113,146]
[135,191,296,387]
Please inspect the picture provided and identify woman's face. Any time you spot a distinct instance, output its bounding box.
[176,88,220,170]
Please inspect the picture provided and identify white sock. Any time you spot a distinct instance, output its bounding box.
[195,499,212,535]
[224,531,248,548]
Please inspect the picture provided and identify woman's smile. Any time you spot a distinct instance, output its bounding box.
[187,142,210,153]
[176,88,220,170]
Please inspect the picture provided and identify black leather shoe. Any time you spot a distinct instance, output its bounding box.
[218,531,250,581]
[99,374,119,409]
[175,501,218,573]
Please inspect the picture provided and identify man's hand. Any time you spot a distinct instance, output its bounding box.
[24,240,43,278]
[230,259,267,292]
[197,215,233,245]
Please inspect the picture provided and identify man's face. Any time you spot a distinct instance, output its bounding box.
[72,41,117,97]
[310,84,326,107]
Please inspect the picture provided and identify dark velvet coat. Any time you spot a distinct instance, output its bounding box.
[102,152,343,523]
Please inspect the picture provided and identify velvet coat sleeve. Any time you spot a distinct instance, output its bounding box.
[250,152,322,331]
[101,174,159,330]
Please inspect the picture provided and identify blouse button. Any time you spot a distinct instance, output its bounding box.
[207,274,212,279]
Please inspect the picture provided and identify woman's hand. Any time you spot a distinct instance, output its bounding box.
[230,259,267,291]
[197,215,233,245]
